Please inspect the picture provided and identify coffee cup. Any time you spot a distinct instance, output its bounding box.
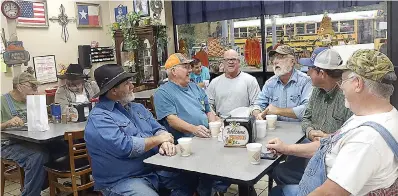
[246,143,262,164]
[266,115,277,130]
[256,120,267,138]
[177,137,193,157]
[209,121,222,137]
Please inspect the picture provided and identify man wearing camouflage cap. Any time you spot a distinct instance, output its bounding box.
[268,49,398,196]
[1,72,49,196]
[252,45,312,122]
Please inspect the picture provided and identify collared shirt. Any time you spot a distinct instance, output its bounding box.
[154,81,210,141]
[84,96,166,190]
[253,69,312,122]
[189,66,210,84]
[302,87,353,137]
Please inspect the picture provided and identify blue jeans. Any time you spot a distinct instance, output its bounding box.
[269,185,299,196]
[101,172,197,196]
[213,181,231,193]
[1,142,50,196]
[271,138,311,185]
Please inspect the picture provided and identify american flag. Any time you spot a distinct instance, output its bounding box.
[17,1,46,25]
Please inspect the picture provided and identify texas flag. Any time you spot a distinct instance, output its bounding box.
[77,5,99,26]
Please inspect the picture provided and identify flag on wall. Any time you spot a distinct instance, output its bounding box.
[17,1,46,25]
[77,5,100,26]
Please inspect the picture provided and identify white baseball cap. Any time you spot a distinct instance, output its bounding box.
[314,49,343,70]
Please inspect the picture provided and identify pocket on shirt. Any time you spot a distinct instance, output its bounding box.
[331,105,346,126]
[136,111,151,122]
[289,94,301,105]
[116,121,137,135]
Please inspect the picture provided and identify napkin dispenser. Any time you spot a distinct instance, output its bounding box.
[222,116,257,147]
[72,102,92,122]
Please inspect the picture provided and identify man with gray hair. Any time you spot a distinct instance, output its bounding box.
[252,45,312,121]
[268,49,398,196]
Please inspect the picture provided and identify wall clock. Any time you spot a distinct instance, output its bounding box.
[1,1,21,19]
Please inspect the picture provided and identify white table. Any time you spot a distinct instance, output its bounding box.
[1,122,87,143]
[144,121,305,195]
[134,89,157,99]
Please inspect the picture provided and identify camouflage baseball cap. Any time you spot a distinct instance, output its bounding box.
[269,45,295,57]
[336,49,396,84]
[13,72,39,85]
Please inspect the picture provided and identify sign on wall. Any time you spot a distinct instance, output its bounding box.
[33,55,57,84]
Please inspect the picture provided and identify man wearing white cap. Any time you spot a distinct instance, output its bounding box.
[271,48,353,186]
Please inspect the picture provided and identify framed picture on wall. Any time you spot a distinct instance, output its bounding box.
[75,2,102,28]
[114,5,127,23]
[16,0,49,28]
[33,55,58,84]
[133,0,150,17]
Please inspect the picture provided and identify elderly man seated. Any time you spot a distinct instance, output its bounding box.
[154,53,218,196]
[268,49,398,196]
[85,64,197,196]
[55,64,99,112]
[251,45,312,121]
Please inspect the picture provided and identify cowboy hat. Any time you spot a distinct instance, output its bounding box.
[93,64,136,97]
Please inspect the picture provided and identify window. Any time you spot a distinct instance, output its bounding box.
[332,22,339,32]
[296,24,305,35]
[340,20,354,33]
[306,23,316,34]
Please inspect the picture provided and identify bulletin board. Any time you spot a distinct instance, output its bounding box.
[33,55,58,84]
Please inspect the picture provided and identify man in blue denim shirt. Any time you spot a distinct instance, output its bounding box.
[85,64,197,196]
[251,45,312,122]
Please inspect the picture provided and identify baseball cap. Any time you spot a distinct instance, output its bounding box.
[313,49,343,70]
[298,47,328,67]
[164,53,193,69]
[13,72,39,85]
[336,49,396,84]
[269,45,295,57]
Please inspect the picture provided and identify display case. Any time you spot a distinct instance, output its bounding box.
[114,25,167,89]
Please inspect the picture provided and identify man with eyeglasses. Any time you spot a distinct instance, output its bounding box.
[1,72,50,196]
[270,48,353,186]
[251,45,312,122]
[154,53,218,196]
[55,64,99,112]
[206,49,260,117]
[268,49,398,196]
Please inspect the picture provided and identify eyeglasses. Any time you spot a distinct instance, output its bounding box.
[66,79,84,87]
[336,76,356,87]
[223,58,239,62]
[174,64,191,70]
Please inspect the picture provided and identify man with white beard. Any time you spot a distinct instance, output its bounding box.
[252,45,312,122]
[84,64,197,196]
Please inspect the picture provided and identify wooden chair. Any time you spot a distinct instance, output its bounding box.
[149,95,157,118]
[1,159,24,196]
[44,130,94,196]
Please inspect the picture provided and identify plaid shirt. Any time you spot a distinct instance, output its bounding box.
[302,87,353,137]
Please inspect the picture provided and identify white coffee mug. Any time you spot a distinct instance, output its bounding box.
[209,121,222,138]
[256,120,267,138]
[177,137,193,157]
[246,143,262,165]
[266,115,277,130]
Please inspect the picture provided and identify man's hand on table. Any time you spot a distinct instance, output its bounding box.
[308,130,329,141]
[159,142,176,156]
[4,116,24,128]
[192,125,211,138]
[266,138,288,156]
[156,132,174,144]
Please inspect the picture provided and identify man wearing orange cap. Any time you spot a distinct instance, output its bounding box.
[154,53,218,196]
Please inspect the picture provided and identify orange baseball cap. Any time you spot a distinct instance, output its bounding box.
[165,53,193,69]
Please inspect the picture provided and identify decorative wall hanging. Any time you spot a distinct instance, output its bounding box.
[150,0,163,21]
[133,0,150,17]
[75,2,102,28]
[114,5,127,23]
[16,0,48,28]
[49,4,76,43]
[244,36,261,67]
[3,41,30,66]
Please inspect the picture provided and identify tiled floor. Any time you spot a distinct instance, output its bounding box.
[3,175,270,196]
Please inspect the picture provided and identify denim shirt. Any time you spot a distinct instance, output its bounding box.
[84,96,166,190]
[253,69,312,122]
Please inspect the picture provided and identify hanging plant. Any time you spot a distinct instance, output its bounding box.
[119,11,142,51]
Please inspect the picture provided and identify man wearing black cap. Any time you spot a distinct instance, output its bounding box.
[55,64,99,112]
[85,64,196,196]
